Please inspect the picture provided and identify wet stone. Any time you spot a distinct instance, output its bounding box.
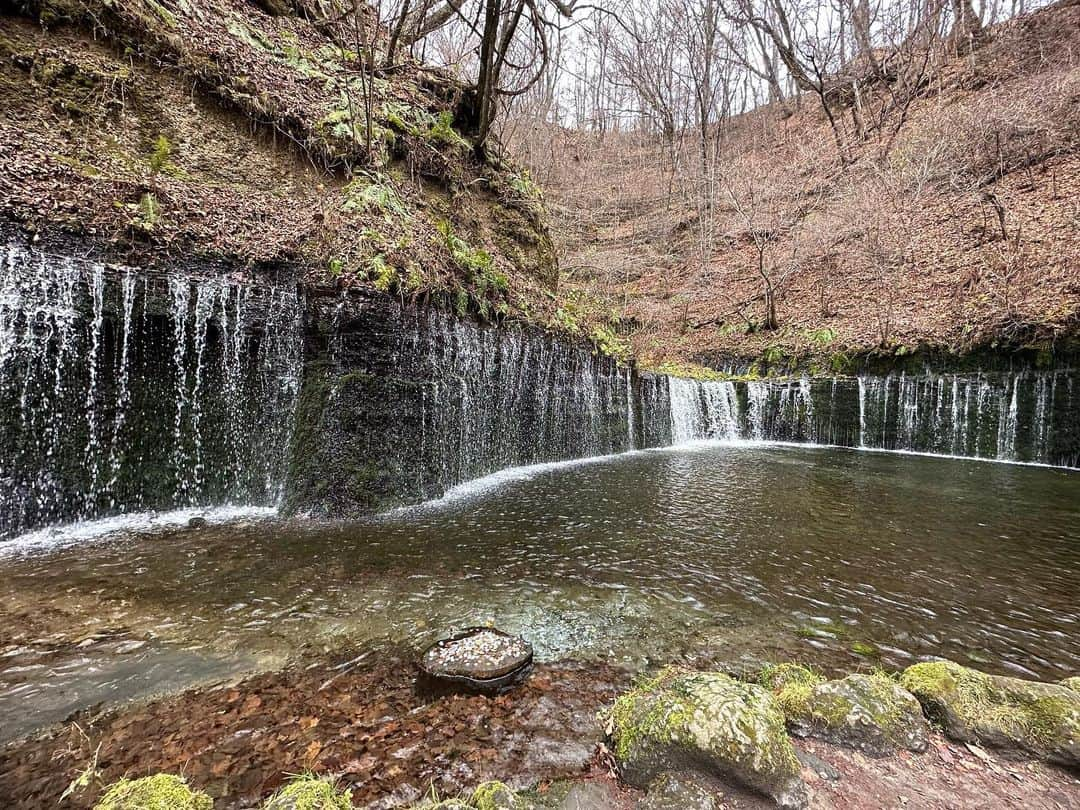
[419,628,533,690]
[900,660,1080,767]
[637,772,719,810]
[608,667,808,809]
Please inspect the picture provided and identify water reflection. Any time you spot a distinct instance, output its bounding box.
[2,443,1078,740]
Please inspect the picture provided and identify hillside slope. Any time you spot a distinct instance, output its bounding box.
[0,0,559,322]
[523,0,1080,372]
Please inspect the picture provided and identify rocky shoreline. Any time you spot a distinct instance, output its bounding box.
[2,653,1077,809]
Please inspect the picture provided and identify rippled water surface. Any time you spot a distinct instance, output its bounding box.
[2,443,1078,740]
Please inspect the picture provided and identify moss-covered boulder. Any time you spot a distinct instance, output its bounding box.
[607,667,806,809]
[900,661,1080,766]
[787,673,929,756]
[1061,676,1080,693]
[472,781,518,810]
[263,775,352,810]
[93,774,212,810]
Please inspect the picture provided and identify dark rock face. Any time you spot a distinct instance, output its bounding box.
[284,289,642,518]
[4,237,1079,538]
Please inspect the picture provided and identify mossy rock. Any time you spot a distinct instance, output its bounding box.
[607,667,807,809]
[1061,676,1080,693]
[900,660,1080,766]
[758,663,823,718]
[762,667,928,756]
[93,774,212,810]
[794,673,929,756]
[263,775,352,810]
[472,781,518,809]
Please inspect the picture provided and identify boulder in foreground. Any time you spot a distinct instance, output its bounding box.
[761,665,929,756]
[606,667,807,809]
[900,660,1080,767]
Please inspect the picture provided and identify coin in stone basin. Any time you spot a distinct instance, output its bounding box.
[420,628,532,681]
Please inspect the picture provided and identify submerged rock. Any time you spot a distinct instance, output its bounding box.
[900,660,1080,766]
[263,775,352,809]
[92,774,212,810]
[607,667,807,809]
[556,781,624,810]
[761,667,928,756]
[506,779,621,810]
[636,771,718,810]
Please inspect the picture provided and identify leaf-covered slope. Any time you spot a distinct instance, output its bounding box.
[532,0,1080,369]
[0,0,556,320]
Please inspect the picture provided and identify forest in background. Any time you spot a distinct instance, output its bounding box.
[3,0,1077,368]
[409,0,1080,366]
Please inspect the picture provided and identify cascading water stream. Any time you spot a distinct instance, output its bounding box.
[0,244,302,538]
[2,240,1078,541]
[665,369,1078,467]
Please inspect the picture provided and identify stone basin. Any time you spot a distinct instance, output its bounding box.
[418,627,533,693]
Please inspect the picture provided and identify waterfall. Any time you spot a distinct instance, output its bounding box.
[667,378,739,443]
[3,240,1078,539]
[0,244,302,538]
[850,369,1076,464]
[663,369,1078,467]
[288,295,645,516]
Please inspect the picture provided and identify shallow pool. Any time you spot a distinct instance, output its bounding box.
[2,442,1078,741]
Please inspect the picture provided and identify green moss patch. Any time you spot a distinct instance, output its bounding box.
[901,660,1080,766]
[93,774,212,810]
[471,780,518,809]
[263,774,351,810]
[758,662,823,718]
[761,667,929,756]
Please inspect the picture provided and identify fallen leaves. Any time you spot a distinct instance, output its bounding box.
[0,648,627,810]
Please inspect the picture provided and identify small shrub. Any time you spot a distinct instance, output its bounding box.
[437,220,494,278]
[591,324,631,361]
[428,111,469,149]
[508,169,542,200]
[367,254,397,291]
[148,135,172,174]
[116,193,162,233]
[342,174,409,220]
